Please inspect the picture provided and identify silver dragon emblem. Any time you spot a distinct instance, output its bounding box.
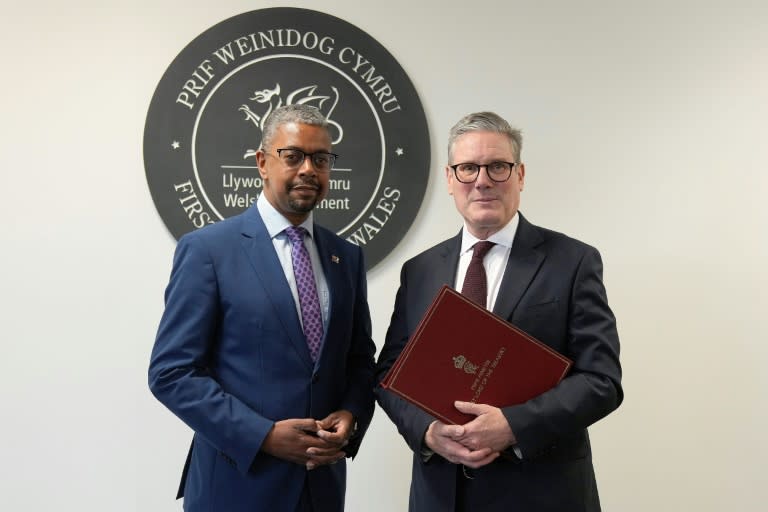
[239,83,344,160]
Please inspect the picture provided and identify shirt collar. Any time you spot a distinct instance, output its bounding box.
[460,212,520,255]
[257,193,315,239]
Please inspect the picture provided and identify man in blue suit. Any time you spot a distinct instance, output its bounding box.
[375,111,622,511]
[149,104,376,512]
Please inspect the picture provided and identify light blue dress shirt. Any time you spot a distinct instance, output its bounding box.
[256,194,330,339]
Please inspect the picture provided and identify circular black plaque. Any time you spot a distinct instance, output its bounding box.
[144,8,430,270]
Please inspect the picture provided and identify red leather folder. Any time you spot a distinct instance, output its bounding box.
[380,286,572,425]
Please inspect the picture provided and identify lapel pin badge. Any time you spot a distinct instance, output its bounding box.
[331,255,340,264]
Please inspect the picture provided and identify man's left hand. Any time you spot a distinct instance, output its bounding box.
[305,409,355,470]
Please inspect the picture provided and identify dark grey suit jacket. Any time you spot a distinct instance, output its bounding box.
[375,213,622,512]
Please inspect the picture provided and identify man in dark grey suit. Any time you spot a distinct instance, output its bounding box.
[375,111,622,511]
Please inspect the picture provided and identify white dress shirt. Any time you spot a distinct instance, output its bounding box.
[454,213,520,310]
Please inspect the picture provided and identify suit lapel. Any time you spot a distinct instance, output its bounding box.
[435,232,462,291]
[239,206,314,370]
[492,214,546,320]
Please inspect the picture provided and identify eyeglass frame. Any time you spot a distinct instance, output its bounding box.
[274,147,339,172]
[449,161,519,183]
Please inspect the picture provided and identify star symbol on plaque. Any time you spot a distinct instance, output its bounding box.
[171,141,180,150]
[395,147,404,156]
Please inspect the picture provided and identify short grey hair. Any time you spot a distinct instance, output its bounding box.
[260,104,332,151]
[447,111,523,162]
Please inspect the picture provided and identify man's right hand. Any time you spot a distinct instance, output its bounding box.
[424,420,500,469]
[261,418,345,467]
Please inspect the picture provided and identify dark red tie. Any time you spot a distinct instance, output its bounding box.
[460,241,496,308]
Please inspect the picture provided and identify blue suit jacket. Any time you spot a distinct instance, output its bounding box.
[375,213,622,512]
[149,204,376,512]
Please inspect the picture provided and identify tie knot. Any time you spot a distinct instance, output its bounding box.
[471,241,495,260]
[285,226,308,245]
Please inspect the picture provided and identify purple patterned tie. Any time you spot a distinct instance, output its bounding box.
[461,241,496,308]
[285,226,324,362]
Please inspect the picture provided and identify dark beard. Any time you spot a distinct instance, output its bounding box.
[286,179,321,213]
[287,197,317,213]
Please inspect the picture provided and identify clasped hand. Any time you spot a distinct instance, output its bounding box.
[424,401,515,469]
[261,409,355,470]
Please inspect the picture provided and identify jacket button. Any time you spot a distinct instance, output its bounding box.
[312,373,319,383]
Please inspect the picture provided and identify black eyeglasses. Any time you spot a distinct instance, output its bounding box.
[275,148,338,172]
[449,162,518,183]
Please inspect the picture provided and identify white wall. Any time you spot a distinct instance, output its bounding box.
[2,1,766,510]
